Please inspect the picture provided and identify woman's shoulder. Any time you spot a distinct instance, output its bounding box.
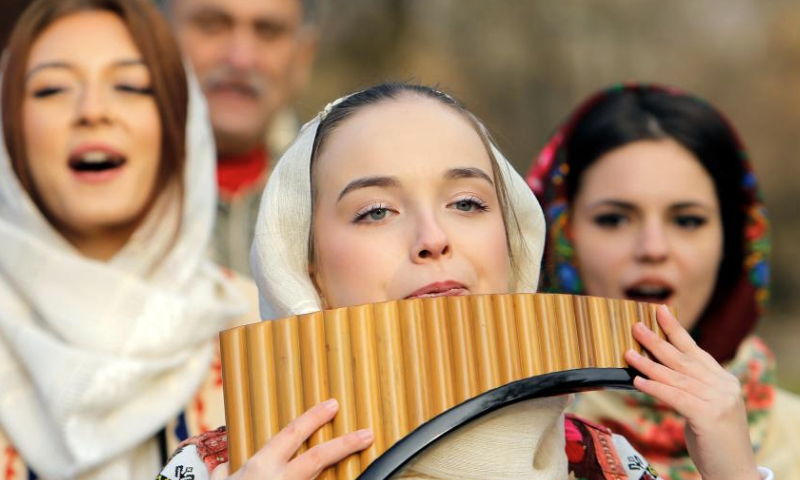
[763,386,800,439]
[755,387,800,479]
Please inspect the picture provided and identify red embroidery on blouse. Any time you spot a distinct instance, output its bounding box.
[4,446,18,480]
[176,426,228,473]
[212,356,223,388]
[193,395,210,433]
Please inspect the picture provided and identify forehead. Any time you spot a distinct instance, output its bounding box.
[578,139,717,205]
[174,0,302,22]
[315,95,493,184]
[28,11,140,68]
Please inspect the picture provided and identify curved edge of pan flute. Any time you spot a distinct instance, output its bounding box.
[357,366,639,480]
[219,293,669,477]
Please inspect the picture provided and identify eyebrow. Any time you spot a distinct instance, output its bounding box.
[338,176,400,202]
[444,167,494,186]
[587,199,712,211]
[586,200,636,211]
[25,59,147,81]
[337,167,495,203]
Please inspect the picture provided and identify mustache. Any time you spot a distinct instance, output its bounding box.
[203,67,265,98]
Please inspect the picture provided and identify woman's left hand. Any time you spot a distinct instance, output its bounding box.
[625,305,760,480]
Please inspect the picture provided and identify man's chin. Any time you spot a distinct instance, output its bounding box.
[213,125,266,156]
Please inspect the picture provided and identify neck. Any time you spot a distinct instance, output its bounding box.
[216,134,265,159]
[61,223,139,261]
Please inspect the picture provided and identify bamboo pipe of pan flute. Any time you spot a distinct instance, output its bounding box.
[219,327,253,473]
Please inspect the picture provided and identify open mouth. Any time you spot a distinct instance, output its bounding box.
[624,284,674,303]
[69,150,126,173]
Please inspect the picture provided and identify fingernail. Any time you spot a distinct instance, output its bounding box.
[627,348,641,359]
[322,398,338,411]
[357,429,373,441]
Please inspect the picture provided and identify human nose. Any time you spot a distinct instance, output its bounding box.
[225,28,258,71]
[76,83,111,126]
[633,219,669,263]
[411,214,452,263]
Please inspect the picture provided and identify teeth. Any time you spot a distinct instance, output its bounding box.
[634,285,668,295]
[80,151,112,163]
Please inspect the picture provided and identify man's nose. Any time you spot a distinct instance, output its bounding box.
[225,28,258,71]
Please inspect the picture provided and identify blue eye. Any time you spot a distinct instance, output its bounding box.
[675,215,707,229]
[449,197,489,213]
[354,204,394,223]
[368,208,387,220]
[593,213,627,228]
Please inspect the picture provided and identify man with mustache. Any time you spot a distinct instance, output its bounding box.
[166,0,318,274]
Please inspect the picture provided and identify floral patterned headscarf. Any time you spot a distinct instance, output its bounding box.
[526,83,770,364]
[526,83,775,480]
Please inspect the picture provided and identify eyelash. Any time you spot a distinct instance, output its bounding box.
[353,203,395,224]
[32,87,64,98]
[674,215,707,229]
[115,84,154,95]
[31,84,153,98]
[352,196,490,225]
[449,196,490,213]
[593,213,627,228]
[592,213,709,230]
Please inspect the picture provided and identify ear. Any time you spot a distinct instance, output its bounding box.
[308,260,327,308]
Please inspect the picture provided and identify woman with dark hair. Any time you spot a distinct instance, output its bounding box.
[0,0,258,478]
[528,83,800,479]
[158,82,770,480]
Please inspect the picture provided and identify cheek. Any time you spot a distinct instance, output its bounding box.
[260,39,295,76]
[570,221,626,294]
[130,105,163,187]
[456,214,509,292]
[313,221,401,308]
[180,31,221,72]
[682,229,724,288]
[22,102,69,192]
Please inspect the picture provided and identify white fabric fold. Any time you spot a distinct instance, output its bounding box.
[400,397,569,480]
[0,70,247,480]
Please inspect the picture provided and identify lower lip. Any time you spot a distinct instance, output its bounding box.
[408,288,469,299]
[71,165,125,183]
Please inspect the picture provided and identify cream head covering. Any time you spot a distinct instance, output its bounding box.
[251,86,547,320]
[251,84,567,480]
[0,69,246,479]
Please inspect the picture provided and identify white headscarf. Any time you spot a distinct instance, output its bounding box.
[250,88,567,480]
[0,70,247,479]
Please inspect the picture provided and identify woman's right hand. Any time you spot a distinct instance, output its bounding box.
[213,399,373,480]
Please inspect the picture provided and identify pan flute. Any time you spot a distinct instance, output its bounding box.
[220,293,670,478]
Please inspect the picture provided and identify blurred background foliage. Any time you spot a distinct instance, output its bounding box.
[4,0,799,391]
